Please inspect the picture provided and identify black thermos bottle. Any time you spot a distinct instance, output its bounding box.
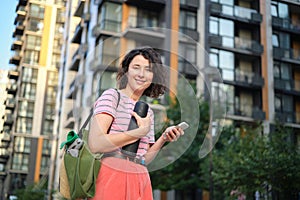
[121,101,149,156]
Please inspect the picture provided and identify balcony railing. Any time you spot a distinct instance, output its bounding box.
[89,53,120,71]
[273,47,300,62]
[210,2,262,23]
[274,78,300,94]
[71,23,83,44]
[209,34,263,54]
[272,16,300,33]
[92,19,121,38]
[235,69,264,87]
[227,103,265,120]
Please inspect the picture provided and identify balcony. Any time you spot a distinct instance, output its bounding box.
[124,0,165,10]
[66,75,85,99]
[179,27,199,41]
[9,51,22,66]
[89,53,119,72]
[227,103,265,121]
[18,0,28,6]
[208,34,263,55]
[74,0,85,17]
[69,43,88,71]
[65,109,75,129]
[0,132,11,148]
[273,47,300,64]
[71,23,83,44]
[178,60,198,78]
[234,70,264,88]
[272,16,300,34]
[92,20,121,38]
[0,149,10,162]
[180,0,199,8]
[13,21,25,37]
[14,6,26,25]
[6,82,17,95]
[11,36,23,50]
[275,112,295,124]
[210,2,262,24]
[8,70,19,80]
[5,98,16,111]
[274,78,300,96]
[3,113,14,126]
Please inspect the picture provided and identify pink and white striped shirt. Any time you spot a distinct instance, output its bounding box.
[93,88,155,157]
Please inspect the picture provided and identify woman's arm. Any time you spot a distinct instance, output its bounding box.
[144,126,184,164]
[88,112,151,154]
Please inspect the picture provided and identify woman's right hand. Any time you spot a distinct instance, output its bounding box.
[131,112,151,138]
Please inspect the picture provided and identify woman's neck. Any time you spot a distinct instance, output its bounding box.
[120,88,142,101]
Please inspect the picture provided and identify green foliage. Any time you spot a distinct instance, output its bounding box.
[14,184,46,200]
[212,124,300,199]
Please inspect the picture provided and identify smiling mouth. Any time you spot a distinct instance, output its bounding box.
[135,79,146,84]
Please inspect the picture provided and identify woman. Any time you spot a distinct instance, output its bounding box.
[88,47,184,199]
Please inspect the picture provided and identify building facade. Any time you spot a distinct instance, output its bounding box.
[1,0,300,199]
[1,0,66,199]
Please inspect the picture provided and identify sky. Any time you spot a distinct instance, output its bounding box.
[0,1,17,70]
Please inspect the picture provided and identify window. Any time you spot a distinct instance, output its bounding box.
[29,4,45,19]
[16,117,33,133]
[27,18,44,33]
[95,36,120,67]
[178,43,196,75]
[44,104,55,120]
[20,82,36,99]
[46,86,57,104]
[12,153,29,171]
[26,35,41,50]
[52,53,61,68]
[24,50,40,65]
[209,48,234,81]
[40,155,50,173]
[209,17,234,47]
[93,71,117,99]
[14,137,31,153]
[271,1,289,18]
[18,100,34,118]
[138,9,159,28]
[42,120,54,136]
[98,2,122,32]
[22,67,38,83]
[180,10,197,32]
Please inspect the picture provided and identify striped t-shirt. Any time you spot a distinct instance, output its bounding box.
[93,88,155,157]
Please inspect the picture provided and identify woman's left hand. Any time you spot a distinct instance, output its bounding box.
[162,126,184,142]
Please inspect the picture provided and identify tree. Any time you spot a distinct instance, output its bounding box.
[212,124,300,199]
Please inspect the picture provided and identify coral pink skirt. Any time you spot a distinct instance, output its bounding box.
[89,157,153,200]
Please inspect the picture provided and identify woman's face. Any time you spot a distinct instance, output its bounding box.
[125,55,154,94]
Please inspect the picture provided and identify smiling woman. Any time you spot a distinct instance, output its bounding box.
[88,46,186,200]
[0,0,17,70]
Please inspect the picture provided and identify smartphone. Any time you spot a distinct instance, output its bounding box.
[177,122,189,130]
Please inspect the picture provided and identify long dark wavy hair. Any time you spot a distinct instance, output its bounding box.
[117,47,167,98]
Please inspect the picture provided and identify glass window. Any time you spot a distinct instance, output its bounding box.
[42,139,51,155]
[138,9,159,28]
[45,86,57,104]
[220,51,234,80]
[209,17,219,35]
[20,82,36,100]
[26,35,41,50]
[272,34,279,47]
[24,50,40,65]
[22,67,38,83]
[14,137,31,153]
[12,153,29,171]
[98,2,122,32]
[18,101,34,118]
[42,120,54,136]
[40,155,50,173]
[29,4,45,19]
[16,117,33,134]
[27,18,44,33]
[180,10,197,31]
[95,36,120,67]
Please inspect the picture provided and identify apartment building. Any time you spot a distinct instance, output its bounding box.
[52,0,300,199]
[1,0,299,199]
[1,0,66,199]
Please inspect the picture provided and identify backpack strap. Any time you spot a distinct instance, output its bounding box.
[78,89,120,138]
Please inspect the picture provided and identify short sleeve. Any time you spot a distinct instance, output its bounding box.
[93,88,119,118]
